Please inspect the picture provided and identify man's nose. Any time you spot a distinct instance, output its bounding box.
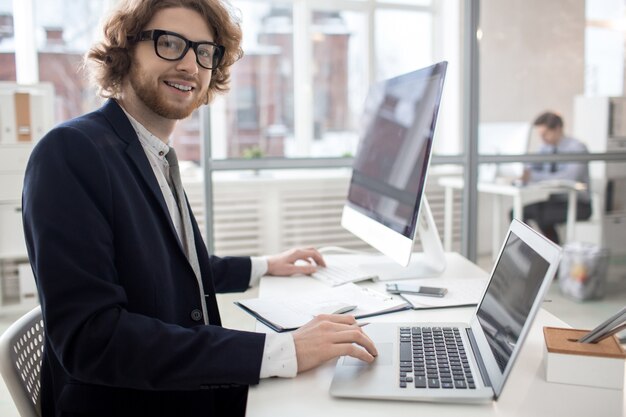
[176,47,199,74]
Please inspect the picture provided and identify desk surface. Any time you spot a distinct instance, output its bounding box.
[438,176,583,203]
[247,253,625,417]
[438,176,583,257]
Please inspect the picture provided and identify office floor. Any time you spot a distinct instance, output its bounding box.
[0,261,624,416]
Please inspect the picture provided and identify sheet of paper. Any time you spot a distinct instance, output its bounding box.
[236,283,409,331]
[396,278,488,309]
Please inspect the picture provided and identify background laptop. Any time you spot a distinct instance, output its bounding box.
[330,219,561,403]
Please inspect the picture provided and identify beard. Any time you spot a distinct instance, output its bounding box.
[128,63,208,120]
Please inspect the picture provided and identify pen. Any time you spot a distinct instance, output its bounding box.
[580,322,626,344]
[357,322,370,327]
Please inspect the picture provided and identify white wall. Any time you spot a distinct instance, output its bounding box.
[479,0,585,128]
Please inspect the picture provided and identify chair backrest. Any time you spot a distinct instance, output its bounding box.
[0,306,43,417]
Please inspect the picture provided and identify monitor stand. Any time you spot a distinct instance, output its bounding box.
[358,197,447,281]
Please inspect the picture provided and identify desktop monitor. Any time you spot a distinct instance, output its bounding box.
[341,62,447,279]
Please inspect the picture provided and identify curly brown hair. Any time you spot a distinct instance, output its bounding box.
[85,0,243,103]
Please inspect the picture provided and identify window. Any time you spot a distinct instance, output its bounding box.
[309,9,368,157]
[375,9,432,80]
[212,2,296,160]
[236,86,259,129]
[585,0,625,96]
[214,2,295,159]
[208,0,458,160]
[32,0,108,122]
[0,0,15,81]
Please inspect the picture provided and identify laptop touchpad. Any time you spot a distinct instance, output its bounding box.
[342,343,393,366]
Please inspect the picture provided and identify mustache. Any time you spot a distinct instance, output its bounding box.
[162,74,199,83]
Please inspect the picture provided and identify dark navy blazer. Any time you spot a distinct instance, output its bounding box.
[22,99,265,417]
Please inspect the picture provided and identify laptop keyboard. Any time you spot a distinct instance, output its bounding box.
[399,326,476,389]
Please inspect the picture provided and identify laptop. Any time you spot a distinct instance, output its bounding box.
[330,219,561,403]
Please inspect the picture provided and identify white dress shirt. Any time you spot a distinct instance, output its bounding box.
[122,108,297,378]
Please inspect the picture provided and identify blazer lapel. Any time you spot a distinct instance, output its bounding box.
[99,100,185,254]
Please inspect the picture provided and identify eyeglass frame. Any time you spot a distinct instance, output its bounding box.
[128,29,225,70]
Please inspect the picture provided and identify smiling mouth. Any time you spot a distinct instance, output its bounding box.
[164,81,194,92]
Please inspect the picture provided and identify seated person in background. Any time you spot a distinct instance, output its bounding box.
[518,111,592,244]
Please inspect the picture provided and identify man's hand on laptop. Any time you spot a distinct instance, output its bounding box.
[293,314,378,373]
[266,247,326,276]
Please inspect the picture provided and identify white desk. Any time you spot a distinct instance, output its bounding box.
[246,252,625,417]
[439,177,584,259]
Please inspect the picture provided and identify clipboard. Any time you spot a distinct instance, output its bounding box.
[235,283,410,332]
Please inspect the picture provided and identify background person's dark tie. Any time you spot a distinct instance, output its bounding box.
[549,146,558,173]
[166,147,208,324]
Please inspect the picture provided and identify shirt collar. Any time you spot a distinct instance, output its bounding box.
[121,108,171,161]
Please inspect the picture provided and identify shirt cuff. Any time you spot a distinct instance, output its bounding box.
[249,256,268,288]
[259,332,298,378]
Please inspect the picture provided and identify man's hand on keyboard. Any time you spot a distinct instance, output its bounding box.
[293,314,378,373]
[266,247,326,276]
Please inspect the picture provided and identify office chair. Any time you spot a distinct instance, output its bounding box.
[0,305,43,417]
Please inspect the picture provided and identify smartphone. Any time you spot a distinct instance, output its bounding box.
[385,283,448,297]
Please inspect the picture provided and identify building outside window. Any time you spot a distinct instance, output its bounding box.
[208,0,452,161]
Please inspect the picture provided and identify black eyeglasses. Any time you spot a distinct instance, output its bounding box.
[129,29,225,70]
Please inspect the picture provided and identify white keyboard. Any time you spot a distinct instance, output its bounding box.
[312,260,378,286]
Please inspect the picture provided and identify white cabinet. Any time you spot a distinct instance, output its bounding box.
[0,143,35,311]
[0,83,54,311]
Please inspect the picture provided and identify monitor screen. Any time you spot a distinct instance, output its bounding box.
[476,231,550,373]
[346,62,447,240]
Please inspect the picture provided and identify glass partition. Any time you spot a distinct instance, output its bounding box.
[478,0,626,266]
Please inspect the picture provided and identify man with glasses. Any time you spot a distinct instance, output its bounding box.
[22,1,377,416]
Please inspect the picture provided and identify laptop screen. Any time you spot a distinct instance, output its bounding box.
[476,231,550,372]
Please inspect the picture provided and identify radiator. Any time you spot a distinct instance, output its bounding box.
[183,171,462,257]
